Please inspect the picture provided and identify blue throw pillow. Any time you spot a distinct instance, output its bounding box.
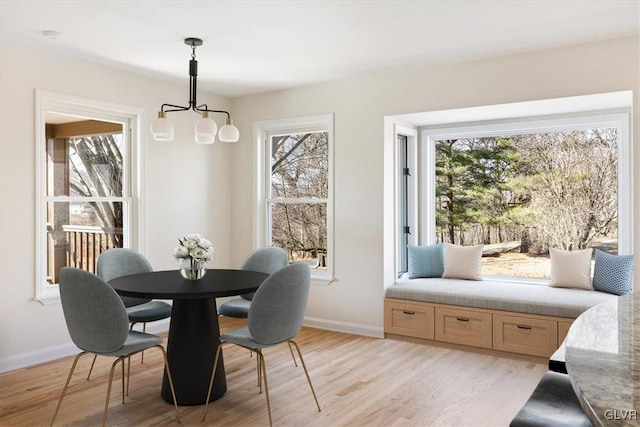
[592,249,633,296]
[408,244,444,279]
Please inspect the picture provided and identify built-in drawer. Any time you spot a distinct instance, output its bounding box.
[493,314,558,357]
[434,307,492,349]
[385,299,434,339]
[557,320,573,346]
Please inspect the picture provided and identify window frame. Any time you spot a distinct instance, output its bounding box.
[413,111,632,282]
[253,114,335,285]
[35,90,144,304]
[394,125,418,277]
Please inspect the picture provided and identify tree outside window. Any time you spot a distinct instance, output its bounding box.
[269,131,329,270]
[434,128,618,279]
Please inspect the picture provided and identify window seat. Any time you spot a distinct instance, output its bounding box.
[387,277,615,319]
[384,277,616,360]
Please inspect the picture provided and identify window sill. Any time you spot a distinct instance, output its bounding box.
[35,289,61,305]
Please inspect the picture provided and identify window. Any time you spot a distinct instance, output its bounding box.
[416,112,631,281]
[255,114,334,284]
[36,90,143,303]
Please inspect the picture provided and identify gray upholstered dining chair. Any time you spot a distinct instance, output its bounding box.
[202,263,321,426]
[90,248,172,380]
[217,246,289,318]
[52,267,180,427]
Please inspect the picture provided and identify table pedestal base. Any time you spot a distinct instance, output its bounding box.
[161,298,226,405]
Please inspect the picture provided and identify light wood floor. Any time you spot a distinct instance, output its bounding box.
[0,317,546,426]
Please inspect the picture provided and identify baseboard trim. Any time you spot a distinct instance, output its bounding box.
[303,316,384,338]
[1,316,381,373]
[0,319,170,374]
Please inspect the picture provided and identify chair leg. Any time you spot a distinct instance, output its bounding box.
[86,354,98,381]
[103,356,124,427]
[156,345,181,424]
[289,340,321,412]
[202,344,224,422]
[51,351,87,426]
[141,323,146,363]
[287,341,298,367]
[121,358,126,404]
[258,350,273,427]
[257,351,262,390]
[126,356,131,396]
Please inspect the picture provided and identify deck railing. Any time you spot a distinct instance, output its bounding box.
[63,225,123,274]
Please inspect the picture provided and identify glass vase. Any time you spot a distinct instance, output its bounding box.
[179,258,207,281]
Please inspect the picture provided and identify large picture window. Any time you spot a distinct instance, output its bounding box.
[412,112,632,281]
[255,114,334,284]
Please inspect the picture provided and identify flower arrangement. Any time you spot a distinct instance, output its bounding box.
[174,233,214,280]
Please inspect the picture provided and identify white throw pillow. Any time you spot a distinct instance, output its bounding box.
[442,243,483,281]
[549,248,593,290]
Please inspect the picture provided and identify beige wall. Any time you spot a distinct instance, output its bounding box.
[0,40,234,371]
[229,36,639,337]
[1,36,638,371]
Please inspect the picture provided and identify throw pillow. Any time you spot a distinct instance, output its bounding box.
[442,243,483,281]
[407,244,444,279]
[549,248,593,290]
[592,250,633,295]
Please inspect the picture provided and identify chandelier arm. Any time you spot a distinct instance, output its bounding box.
[194,105,231,119]
[161,104,191,113]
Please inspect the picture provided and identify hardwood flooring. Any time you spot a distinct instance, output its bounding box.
[0,317,546,426]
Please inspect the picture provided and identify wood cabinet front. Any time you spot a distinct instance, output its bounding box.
[493,314,558,357]
[435,307,492,349]
[385,299,435,340]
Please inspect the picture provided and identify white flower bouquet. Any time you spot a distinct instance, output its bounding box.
[174,233,214,280]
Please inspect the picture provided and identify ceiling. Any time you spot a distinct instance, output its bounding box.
[1,1,638,98]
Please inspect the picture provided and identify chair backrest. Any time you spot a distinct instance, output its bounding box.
[240,246,289,300]
[59,267,129,353]
[97,248,153,307]
[248,263,310,345]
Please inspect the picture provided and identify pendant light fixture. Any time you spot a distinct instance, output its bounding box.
[151,37,240,144]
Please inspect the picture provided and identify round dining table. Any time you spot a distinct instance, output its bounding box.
[109,269,268,406]
[565,292,639,426]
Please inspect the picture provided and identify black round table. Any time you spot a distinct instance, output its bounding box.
[109,269,268,406]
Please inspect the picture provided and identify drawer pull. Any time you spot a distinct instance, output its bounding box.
[456,317,470,322]
[517,324,532,330]
[402,310,415,315]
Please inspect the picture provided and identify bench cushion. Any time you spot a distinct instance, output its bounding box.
[386,277,616,318]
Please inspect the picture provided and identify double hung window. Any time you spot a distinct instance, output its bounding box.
[255,114,334,284]
[36,91,141,303]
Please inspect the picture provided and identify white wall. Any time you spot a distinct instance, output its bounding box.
[0,40,233,371]
[1,36,638,372]
[229,37,640,337]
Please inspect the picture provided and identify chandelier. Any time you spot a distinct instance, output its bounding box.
[150,37,240,144]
